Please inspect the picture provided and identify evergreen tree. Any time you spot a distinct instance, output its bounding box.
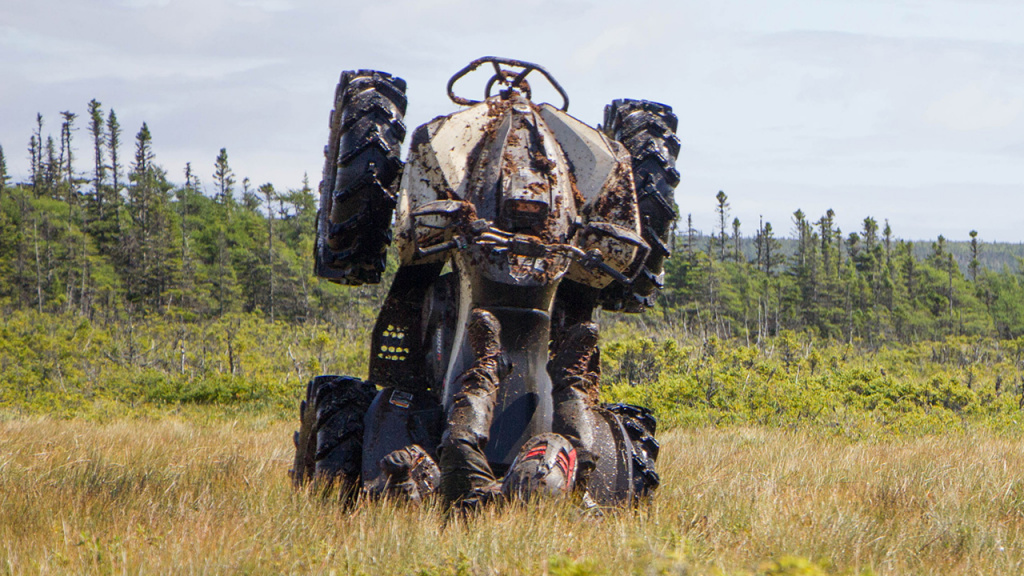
[242,177,260,211]
[861,217,878,251]
[123,123,177,308]
[174,162,211,312]
[883,219,893,263]
[684,213,697,259]
[754,216,765,271]
[106,110,123,238]
[792,210,811,270]
[59,111,80,238]
[31,114,44,197]
[44,136,58,199]
[787,210,823,331]
[59,111,78,191]
[87,100,107,219]
[213,148,236,205]
[27,135,39,196]
[180,163,194,271]
[969,230,980,282]
[59,110,85,313]
[128,123,155,237]
[762,222,781,275]
[0,144,8,200]
[261,182,276,322]
[731,217,741,262]
[715,190,729,260]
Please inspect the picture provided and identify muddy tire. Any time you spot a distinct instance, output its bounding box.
[599,99,680,312]
[315,70,408,285]
[290,375,378,498]
[602,402,660,499]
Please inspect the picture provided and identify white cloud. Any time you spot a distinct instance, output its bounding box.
[232,0,293,11]
[0,24,282,85]
[119,0,172,7]
[924,86,1024,131]
[0,25,84,56]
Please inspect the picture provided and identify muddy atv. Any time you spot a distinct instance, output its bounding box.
[291,57,680,507]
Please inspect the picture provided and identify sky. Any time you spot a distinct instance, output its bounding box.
[2,0,1023,242]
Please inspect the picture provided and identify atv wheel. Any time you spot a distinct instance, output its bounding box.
[315,70,408,285]
[599,99,680,312]
[603,403,660,499]
[290,375,378,497]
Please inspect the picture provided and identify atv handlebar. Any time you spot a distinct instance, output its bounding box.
[447,56,570,112]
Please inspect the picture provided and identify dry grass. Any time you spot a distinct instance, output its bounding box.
[1,416,1022,575]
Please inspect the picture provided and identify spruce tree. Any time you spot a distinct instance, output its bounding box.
[60,110,87,312]
[28,135,39,197]
[180,163,193,268]
[242,177,260,211]
[129,123,155,237]
[715,190,729,260]
[59,111,79,241]
[789,209,821,329]
[792,210,809,268]
[124,123,176,309]
[213,148,236,205]
[762,222,781,275]
[44,136,58,199]
[861,217,878,251]
[883,220,893,262]
[818,210,835,275]
[32,114,44,196]
[107,110,123,237]
[59,111,77,190]
[755,216,765,270]
[969,230,980,282]
[124,123,155,303]
[260,182,276,322]
[0,144,8,200]
[87,100,106,216]
[685,213,696,259]
[731,218,741,262]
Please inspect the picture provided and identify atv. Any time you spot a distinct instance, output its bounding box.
[291,57,680,507]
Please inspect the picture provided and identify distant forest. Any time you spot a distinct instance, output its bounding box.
[1,102,1023,344]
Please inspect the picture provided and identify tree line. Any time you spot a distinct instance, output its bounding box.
[663,191,1024,344]
[1,103,1023,344]
[0,101,378,326]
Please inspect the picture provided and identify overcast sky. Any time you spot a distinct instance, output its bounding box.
[2,0,1023,242]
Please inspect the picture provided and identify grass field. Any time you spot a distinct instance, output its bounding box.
[2,415,1022,575]
[4,312,1024,573]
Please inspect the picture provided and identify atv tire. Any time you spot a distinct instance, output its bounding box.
[603,403,660,499]
[599,99,680,312]
[290,375,378,498]
[315,70,408,285]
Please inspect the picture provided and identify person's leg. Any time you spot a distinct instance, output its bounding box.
[550,321,661,504]
[550,322,601,467]
[438,309,508,506]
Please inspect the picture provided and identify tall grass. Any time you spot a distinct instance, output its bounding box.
[2,417,1021,575]
[4,311,1024,573]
